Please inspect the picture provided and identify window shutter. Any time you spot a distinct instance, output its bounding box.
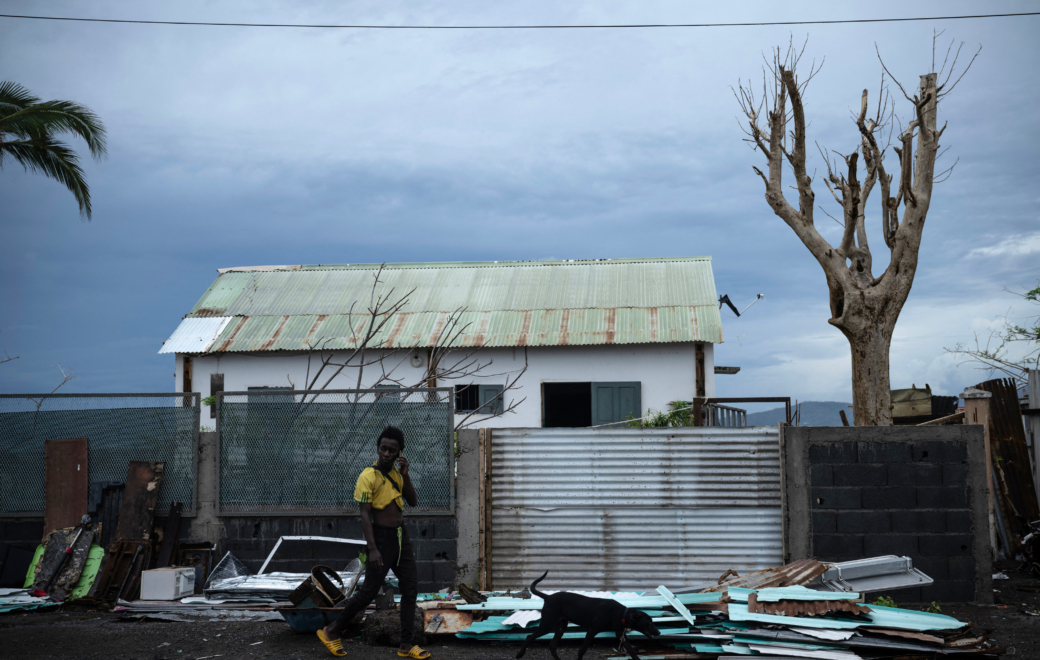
[590,382,642,426]
[478,384,505,414]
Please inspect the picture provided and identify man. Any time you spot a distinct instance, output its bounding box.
[317,426,431,659]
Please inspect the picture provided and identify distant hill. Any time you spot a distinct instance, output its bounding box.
[747,401,853,427]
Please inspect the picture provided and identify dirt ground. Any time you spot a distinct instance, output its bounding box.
[2,560,1039,660]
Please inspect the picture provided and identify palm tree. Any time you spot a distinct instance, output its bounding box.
[0,81,107,220]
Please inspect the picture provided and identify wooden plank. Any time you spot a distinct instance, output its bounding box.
[484,428,493,591]
[477,428,486,591]
[114,461,165,541]
[44,438,89,536]
[156,501,183,567]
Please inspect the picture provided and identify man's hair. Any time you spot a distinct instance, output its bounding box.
[378,425,405,450]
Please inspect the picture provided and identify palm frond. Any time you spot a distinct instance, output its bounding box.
[2,136,92,218]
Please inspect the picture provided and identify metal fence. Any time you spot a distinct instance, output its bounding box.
[704,403,748,428]
[216,388,454,515]
[0,393,200,516]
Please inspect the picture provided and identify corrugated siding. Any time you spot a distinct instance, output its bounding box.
[489,427,782,591]
[169,258,723,352]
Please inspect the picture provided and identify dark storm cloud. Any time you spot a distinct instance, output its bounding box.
[1,0,1038,400]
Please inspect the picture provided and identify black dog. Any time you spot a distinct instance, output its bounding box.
[515,572,660,660]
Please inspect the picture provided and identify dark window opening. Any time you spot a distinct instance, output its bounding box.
[543,382,592,428]
[456,384,504,414]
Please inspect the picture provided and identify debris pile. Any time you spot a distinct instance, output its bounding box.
[450,560,1006,658]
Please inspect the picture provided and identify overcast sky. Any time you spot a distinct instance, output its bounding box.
[1,1,1037,409]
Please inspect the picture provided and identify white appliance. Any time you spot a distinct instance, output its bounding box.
[140,566,196,600]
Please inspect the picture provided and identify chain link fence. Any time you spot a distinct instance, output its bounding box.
[217,388,454,515]
[0,393,200,516]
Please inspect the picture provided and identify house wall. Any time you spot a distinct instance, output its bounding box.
[177,342,715,429]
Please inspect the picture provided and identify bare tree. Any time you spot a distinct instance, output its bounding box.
[735,37,977,425]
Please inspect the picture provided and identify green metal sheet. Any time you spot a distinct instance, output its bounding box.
[173,258,723,352]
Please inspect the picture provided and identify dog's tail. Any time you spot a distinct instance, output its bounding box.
[529,571,550,600]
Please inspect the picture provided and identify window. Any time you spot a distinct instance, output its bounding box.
[455,384,504,414]
[542,382,641,428]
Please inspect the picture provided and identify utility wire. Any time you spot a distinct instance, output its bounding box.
[0,11,1038,29]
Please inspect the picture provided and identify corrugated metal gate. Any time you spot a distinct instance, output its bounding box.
[485,427,781,591]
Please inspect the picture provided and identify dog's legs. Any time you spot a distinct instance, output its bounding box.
[619,634,641,660]
[515,621,556,660]
[546,619,568,660]
[574,628,600,660]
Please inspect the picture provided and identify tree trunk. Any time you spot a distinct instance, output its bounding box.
[844,313,896,426]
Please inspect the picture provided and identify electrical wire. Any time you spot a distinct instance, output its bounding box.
[0,11,1038,30]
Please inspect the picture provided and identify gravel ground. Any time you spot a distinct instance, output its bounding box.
[3,560,1039,660]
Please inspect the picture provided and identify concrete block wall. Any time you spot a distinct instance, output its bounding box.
[783,426,991,604]
[215,516,457,593]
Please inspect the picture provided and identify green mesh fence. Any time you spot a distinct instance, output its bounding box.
[0,394,200,516]
[217,389,454,514]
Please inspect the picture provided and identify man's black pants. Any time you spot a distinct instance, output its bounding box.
[330,524,418,641]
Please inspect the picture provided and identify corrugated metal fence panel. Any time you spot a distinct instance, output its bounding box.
[490,427,781,591]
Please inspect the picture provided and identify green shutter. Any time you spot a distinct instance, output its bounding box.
[478,384,505,414]
[590,382,642,426]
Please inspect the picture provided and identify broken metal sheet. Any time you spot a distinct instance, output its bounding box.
[423,609,474,634]
[810,555,933,594]
[703,559,826,593]
[745,644,858,659]
[747,593,869,617]
[456,591,721,611]
[788,627,855,641]
[0,589,59,613]
[501,610,542,628]
[755,585,860,602]
[857,627,943,644]
[256,536,367,575]
[656,585,697,626]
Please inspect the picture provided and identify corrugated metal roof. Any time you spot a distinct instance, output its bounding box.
[163,257,722,353]
[158,317,232,354]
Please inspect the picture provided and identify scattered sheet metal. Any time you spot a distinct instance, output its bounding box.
[747,593,869,617]
[702,559,827,593]
[809,556,933,594]
[0,589,60,613]
[256,536,367,575]
[788,627,855,641]
[501,610,542,628]
[423,609,474,634]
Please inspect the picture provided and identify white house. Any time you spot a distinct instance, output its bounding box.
[159,258,723,428]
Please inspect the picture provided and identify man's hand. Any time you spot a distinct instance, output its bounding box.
[396,455,410,477]
[368,548,383,570]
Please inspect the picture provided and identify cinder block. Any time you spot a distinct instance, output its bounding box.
[811,487,862,509]
[836,511,890,534]
[810,465,834,487]
[833,464,888,487]
[813,534,864,558]
[887,463,943,487]
[432,560,456,587]
[890,511,947,534]
[942,464,969,487]
[918,534,972,556]
[946,510,973,533]
[857,442,912,463]
[921,580,975,603]
[864,534,918,556]
[861,487,917,509]
[912,441,967,463]
[434,518,457,540]
[809,443,858,464]
[416,561,434,586]
[812,511,837,534]
[917,487,968,508]
[912,556,950,581]
[948,556,975,582]
[416,540,455,562]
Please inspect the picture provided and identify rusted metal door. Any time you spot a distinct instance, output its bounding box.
[44,438,89,536]
[485,426,782,591]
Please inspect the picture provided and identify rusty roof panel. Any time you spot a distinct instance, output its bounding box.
[170,258,722,353]
[746,592,870,617]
